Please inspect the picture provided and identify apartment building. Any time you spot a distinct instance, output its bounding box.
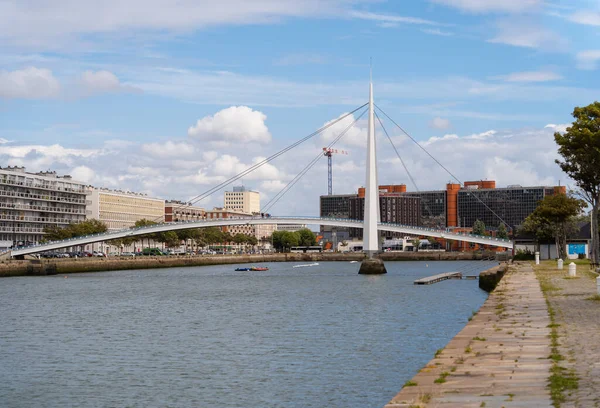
[165,200,206,222]
[224,186,260,214]
[87,188,165,230]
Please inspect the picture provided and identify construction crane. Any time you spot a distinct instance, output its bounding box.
[322,147,349,195]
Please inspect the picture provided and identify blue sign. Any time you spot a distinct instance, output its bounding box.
[568,243,586,255]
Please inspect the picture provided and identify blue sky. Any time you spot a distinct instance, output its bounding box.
[1,0,599,215]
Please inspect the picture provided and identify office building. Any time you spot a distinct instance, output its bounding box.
[165,201,206,222]
[348,195,421,239]
[87,188,165,230]
[224,186,260,214]
[0,166,88,247]
[319,194,355,241]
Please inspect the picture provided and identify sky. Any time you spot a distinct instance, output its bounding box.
[1,0,599,216]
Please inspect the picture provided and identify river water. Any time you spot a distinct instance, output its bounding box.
[0,260,492,408]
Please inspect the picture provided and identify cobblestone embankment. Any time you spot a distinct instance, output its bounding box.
[385,263,553,408]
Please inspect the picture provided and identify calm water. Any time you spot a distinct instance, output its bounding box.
[0,260,492,408]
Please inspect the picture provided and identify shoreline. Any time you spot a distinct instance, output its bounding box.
[384,262,553,407]
[0,251,497,277]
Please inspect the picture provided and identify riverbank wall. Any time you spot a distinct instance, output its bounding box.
[385,263,552,407]
[0,251,496,277]
[478,263,508,292]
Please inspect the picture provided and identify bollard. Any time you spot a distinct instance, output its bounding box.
[557,259,563,270]
[568,262,576,277]
[535,251,540,265]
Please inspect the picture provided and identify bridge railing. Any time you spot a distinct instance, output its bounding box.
[12,216,511,253]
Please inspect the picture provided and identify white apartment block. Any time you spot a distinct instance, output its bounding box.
[87,188,165,231]
[224,186,260,214]
[0,166,88,247]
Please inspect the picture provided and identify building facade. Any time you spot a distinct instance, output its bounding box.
[224,186,260,214]
[87,188,165,231]
[457,185,565,230]
[349,195,421,239]
[0,166,88,247]
[165,200,206,222]
[319,194,355,241]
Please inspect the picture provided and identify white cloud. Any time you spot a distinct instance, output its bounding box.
[0,0,369,48]
[0,67,60,99]
[488,20,565,49]
[421,28,454,36]
[429,117,451,130]
[70,165,95,183]
[496,70,563,82]
[576,50,600,70]
[429,0,541,13]
[188,106,272,145]
[142,141,196,158]
[0,122,570,216]
[349,10,441,25]
[544,123,570,133]
[319,112,368,148]
[78,70,140,95]
[567,11,600,26]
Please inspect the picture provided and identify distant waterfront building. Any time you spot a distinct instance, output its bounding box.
[321,180,566,235]
[224,186,260,214]
[206,207,276,241]
[0,166,88,247]
[319,194,354,242]
[165,200,205,222]
[348,195,421,239]
[457,184,566,230]
[87,188,165,230]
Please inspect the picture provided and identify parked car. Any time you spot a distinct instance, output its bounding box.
[92,251,106,257]
[141,248,163,256]
[121,252,136,257]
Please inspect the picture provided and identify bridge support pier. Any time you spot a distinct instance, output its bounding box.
[359,255,387,275]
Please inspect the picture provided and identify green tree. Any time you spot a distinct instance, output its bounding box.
[497,223,508,239]
[297,228,316,246]
[521,194,585,259]
[272,230,299,252]
[472,219,486,236]
[554,101,600,263]
[43,219,108,241]
[413,238,421,252]
[161,231,180,249]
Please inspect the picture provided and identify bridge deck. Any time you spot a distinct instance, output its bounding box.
[414,272,462,285]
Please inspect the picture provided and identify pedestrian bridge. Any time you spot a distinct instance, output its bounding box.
[10,216,512,257]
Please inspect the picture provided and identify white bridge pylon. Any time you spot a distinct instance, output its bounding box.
[11,217,512,257]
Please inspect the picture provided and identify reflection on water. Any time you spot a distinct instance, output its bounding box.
[0,261,491,408]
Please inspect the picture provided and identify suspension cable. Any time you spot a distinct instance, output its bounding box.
[374,110,433,218]
[261,107,368,214]
[375,104,510,230]
[153,102,368,222]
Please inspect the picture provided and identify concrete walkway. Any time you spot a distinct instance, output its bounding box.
[385,263,553,408]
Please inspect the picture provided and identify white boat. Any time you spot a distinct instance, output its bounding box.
[349,261,358,263]
[293,262,320,268]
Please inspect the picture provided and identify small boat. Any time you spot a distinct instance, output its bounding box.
[235,266,269,271]
[251,267,269,271]
[349,261,358,263]
[293,262,319,268]
[235,267,252,271]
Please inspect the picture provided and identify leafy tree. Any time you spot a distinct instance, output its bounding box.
[161,231,180,248]
[43,219,108,241]
[472,219,486,236]
[202,227,224,245]
[272,230,299,252]
[521,194,585,259]
[413,238,421,252]
[554,101,600,263]
[497,223,508,239]
[297,228,316,246]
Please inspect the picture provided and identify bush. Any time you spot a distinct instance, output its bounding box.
[513,248,535,261]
